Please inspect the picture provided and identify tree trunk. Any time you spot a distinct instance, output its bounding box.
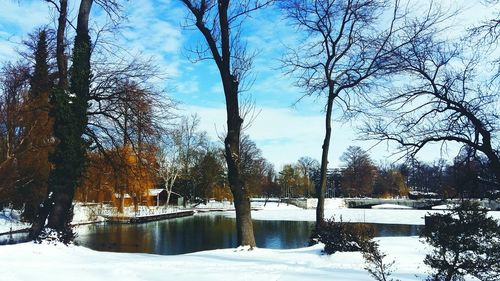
[47,191,74,229]
[224,79,256,247]
[483,148,500,183]
[48,0,93,230]
[181,0,257,247]
[480,133,500,182]
[316,94,334,231]
[490,157,500,183]
[164,172,177,206]
[30,0,93,239]
[118,189,124,213]
[166,190,171,206]
[56,0,68,89]
[29,196,52,240]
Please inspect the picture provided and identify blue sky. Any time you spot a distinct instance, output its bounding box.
[0,0,493,168]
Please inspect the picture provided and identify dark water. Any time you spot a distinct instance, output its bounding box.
[0,232,28,245]
[73,213,422,255]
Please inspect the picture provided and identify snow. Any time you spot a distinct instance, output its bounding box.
[242,202,500,225]
[72,203,106,225]
[371,204,413,209]
[0,208,30,234]
[431,204,459,210]
[2,202,498,280]
[237,202,431,225]
[0,236,440,281]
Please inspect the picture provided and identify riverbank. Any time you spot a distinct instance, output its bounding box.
[0,236,444,281]
[233,202,500,225]
[2,201,500,234]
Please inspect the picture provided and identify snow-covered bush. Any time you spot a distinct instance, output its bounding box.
[421,201,500,281]
[310,216,374,255]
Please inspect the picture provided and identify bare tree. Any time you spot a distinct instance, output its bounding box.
[469,1,500,45]
[0,63,31,202]
[180,0,272,247]
[279,0,434,229]
[363,30,500,181]
[173,115,208,175]
[156,115,206,206]
[297,156,319,197]
[340,146,377,197]
[0,63,30,164]
[157,148,181,207]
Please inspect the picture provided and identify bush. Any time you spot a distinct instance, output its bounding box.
[363,241,400,281]
[310,216,374,255]
[420,201,500,281]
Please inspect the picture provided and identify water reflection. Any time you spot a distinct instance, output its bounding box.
[0,233,27,245]
[73,213,422,255]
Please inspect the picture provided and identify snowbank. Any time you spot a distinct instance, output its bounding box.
[234,202,500,225]
[72,203,107,225]
[371,204,412,209]
[0,236,442,281]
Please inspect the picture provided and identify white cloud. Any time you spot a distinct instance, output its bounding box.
[183,105,376,168]
[181,104,459,168]
[1,1,52,31]
[0,1,53,63]
[175,76,199,95]
[115,1,185,78]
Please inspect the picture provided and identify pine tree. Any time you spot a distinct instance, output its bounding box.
[421,201,500,281]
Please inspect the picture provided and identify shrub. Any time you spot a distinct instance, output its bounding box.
[363,241,400,281]
[310,216,374,255]
[420,201,500,281]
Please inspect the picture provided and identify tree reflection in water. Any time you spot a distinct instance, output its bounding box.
[72,214,422,255]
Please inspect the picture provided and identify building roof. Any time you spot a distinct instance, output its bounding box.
[148,189,166,196]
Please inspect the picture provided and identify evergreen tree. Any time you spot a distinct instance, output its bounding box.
[17,29,54,221]
[421,201,500,281]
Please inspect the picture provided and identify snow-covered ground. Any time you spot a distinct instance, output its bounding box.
[1,201,498,280]
[239,202,500,225]
[0,236,445,281]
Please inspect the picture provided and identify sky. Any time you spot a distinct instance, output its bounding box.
[0,0,496,168]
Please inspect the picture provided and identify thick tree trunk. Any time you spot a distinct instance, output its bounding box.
[224,79,256,247]
[47,191,73,229]
[232,182,255,246]
[490,157,500,183]
[479,132,500,182]
[482,147,500,183]
[316,94,334,231]
[218,1,255,247]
